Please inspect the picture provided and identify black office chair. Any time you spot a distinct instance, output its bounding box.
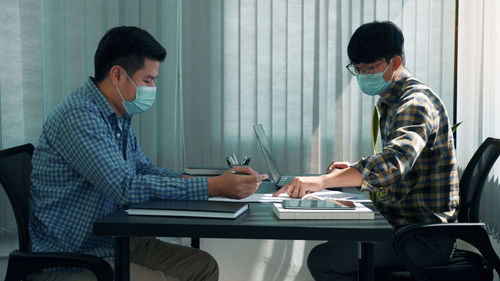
[392,137,500,281]
[0,144,113,281]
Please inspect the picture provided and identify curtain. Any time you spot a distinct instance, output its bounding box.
[0,0,183,237]
[456,0,500,242]
[0,0,457,279]
[0,0,43,238]
[182,0,456,176]
[180,1,456,279]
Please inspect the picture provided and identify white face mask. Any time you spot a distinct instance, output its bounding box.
[116,70,157,114]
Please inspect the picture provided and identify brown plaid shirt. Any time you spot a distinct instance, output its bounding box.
[351,70,459,227]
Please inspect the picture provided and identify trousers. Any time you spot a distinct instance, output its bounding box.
[307,233,455,281]
[28,237,219,281]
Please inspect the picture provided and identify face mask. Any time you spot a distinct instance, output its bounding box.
[116,71,157,115]
[356,60,393,96]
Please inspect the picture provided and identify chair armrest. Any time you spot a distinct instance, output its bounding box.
[5,250,113,281]
[393,223,500,281]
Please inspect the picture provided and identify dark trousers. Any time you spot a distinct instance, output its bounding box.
[307,234,455,281]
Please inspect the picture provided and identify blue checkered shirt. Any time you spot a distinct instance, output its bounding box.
[351,70,459,227]
[29,77,208,264]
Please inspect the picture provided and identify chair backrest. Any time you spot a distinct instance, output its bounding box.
[458,137,500,223]
[0,143,34,252]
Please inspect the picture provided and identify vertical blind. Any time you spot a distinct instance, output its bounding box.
[0,0,457,245]
[182,0,456,176]
[456,0,500,241]
[0,0,183,238]
[0,0,467,279]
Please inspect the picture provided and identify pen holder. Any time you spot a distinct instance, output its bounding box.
[226,154,252,167]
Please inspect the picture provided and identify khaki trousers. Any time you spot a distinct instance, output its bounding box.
[28,237,219,281]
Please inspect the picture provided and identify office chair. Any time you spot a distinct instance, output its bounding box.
[392,137,500,281]
[0,144,113,281]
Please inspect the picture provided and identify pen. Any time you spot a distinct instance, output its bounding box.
[241,156,251,166]
[231,170,249,175]
[231,153,238,166]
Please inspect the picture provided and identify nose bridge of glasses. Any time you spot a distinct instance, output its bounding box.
[355,61,385,74]
[358,67,374,74]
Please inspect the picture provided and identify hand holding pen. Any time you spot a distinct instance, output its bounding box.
[207,165,268,199]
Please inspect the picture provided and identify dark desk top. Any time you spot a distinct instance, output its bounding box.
[93,183,394,242]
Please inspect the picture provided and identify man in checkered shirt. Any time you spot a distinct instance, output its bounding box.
[29,26,268,281]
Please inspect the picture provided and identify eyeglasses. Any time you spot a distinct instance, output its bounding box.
[345,60,387,76]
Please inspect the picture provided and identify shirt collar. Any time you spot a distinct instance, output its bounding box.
[378,69,412,106]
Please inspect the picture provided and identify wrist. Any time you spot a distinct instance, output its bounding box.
[207,176,221,197]
[319,174,329,188]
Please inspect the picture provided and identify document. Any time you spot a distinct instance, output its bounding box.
[126,200,248,219]
[272,202,374,220]
[209,190,371,203]
[209,193,292,203]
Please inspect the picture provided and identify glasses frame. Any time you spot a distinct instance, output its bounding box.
[345,60,388,76]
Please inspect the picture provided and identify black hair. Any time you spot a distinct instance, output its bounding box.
[347,21,405,65]
[94,26,166,82]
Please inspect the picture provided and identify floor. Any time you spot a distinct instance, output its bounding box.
[0,234,17,279]
[0,236,316,281]
[2,235,498,281]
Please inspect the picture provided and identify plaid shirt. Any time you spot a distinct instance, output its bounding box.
[29,78,208,263]
[351,70,459,227]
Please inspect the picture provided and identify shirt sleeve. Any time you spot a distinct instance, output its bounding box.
[53,104,208,205]
[351,93,435,191]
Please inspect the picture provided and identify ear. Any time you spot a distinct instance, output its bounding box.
[392,56,403,69]
[109,65,123,86]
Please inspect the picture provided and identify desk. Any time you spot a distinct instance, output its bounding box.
[93,183,394,281]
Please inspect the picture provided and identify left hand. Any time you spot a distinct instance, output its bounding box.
[272,176,324,198]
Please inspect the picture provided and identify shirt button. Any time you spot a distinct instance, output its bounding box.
[117,133,121,138]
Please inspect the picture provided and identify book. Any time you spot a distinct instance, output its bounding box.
[183,167,227,176]
[272,201,374,220]
[126,200,249,219]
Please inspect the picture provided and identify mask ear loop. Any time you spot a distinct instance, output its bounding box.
[115,68,137,102]
[383,58,396,83]
[122,70,138,89]
[116,86,126,102]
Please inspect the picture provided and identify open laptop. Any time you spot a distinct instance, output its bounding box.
[254,124,319,187]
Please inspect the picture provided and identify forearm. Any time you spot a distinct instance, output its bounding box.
[320,167,363,188]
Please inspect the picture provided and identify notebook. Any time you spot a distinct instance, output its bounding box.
[126,200,249,219]
[254,123,320,187]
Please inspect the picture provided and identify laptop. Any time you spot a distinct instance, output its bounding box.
[254,124,319,187]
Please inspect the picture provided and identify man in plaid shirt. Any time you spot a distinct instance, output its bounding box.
[273,21,459,281]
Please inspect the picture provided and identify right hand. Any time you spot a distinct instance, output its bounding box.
[326,161,350,174]
[272,176,324,198]
[207,166,268,199]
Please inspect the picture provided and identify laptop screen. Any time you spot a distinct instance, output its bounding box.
[253,124,281,183]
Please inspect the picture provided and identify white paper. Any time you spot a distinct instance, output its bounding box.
[209,190,371,203]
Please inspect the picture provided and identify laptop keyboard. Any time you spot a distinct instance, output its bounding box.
[277,176,294,187]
